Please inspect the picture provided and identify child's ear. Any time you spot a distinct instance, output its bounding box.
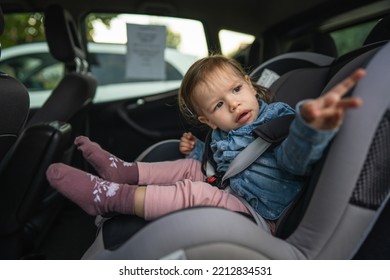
[198,116,217,129]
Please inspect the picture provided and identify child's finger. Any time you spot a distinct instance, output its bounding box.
[328,68,366,98]
[336,97,363,110]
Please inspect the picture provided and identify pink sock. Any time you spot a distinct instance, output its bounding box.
[46,163,137,216]
[74,136,138,184]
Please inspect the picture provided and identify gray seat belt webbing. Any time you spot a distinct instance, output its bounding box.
[222,137,272,182]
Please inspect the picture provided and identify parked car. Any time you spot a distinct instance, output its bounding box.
[0,42,198,108]
[0,0,389,263]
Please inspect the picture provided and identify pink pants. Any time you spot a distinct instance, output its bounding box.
[137,158,250,220]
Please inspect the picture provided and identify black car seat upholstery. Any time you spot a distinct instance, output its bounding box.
[0,6,30,161]
[233,38,262,72]
[0,121,72,259]
[288,32,338,57]
[363,14,390,46]
[0,71,30,161]
[82,39,390,260]
[26,4,97,149]
[0,4,75,259]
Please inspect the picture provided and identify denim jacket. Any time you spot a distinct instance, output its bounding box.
[188,101,336,220]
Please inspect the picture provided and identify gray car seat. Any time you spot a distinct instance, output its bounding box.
[82,39,390,260]
[249,51,334,88]
[250,31,337,88]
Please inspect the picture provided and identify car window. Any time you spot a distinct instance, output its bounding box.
[0,52,63,91]
[89,50,182,85]
[85,13,208,102]
[0,12,208,108]
[219,29,255,57]
[330,20,377,56]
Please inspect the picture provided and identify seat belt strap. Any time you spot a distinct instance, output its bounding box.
[222,137,272,182]
[205,114,295,187]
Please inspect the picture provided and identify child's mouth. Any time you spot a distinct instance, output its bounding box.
[236,111,251,124]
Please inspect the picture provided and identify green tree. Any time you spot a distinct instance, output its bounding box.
[85,13,116,41]
[331,21,376,56]
[2,13,45,48]
[166,28,181,49]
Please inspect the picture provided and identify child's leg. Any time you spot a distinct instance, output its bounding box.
[143,180,250,220]
[137,158,205,185]
[74,136,138,184]
[46,163,138,216]
[75,136,204,185]
[46,163,249,221]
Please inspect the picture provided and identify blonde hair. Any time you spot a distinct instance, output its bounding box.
[178,54,272,126]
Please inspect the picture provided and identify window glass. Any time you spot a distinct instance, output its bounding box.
[85,13,208,102]
[0,13,208,108]
[88,46,183,85]
[219,29,255,56]
[330,20,377,56]
[0,52,63,91]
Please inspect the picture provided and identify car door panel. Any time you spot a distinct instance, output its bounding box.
[88,89,205,163]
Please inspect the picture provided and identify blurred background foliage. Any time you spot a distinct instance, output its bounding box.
[2,13,181,49]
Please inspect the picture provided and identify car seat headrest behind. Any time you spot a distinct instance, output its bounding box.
[44,4,86,65]
[288,33,338,57]
[363,15,390,46]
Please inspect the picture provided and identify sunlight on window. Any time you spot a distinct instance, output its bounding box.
[219,29,255,56]
[89,14,208,58]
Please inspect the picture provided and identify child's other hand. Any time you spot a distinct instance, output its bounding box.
[300,68,366,130]
[179,132,196,155]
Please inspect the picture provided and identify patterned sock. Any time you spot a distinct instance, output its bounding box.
[74,136,138,184]
[46,163,137,216]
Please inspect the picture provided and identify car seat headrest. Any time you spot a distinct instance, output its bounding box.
[363,15,390,46]
[288,32,338,57]
[44,4,86,67]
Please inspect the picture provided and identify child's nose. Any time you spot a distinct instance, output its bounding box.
[228,98,240,112]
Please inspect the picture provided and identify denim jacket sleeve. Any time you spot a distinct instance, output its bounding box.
[187,138,205,162]
[274,100,338,176]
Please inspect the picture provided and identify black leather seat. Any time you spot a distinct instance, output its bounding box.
[0,121,72,259]
[363,15,390,46]
[0,4,74,259]
[288,32,338,57]
[26,4,97,148]
[0,5,30,160]
[0,72,30,160]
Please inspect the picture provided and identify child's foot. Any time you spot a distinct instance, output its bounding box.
[46,163,137,216]
[74,136,138,184]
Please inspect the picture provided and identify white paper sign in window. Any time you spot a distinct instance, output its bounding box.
[126,23,166,80]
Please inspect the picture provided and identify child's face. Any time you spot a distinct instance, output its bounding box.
[194,67,260,132]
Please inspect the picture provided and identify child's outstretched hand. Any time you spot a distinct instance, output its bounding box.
[300,68,366,130]
[179,132,196,155]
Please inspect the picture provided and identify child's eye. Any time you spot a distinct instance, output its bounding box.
[233,85,242,94]
[214,101,223,111]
